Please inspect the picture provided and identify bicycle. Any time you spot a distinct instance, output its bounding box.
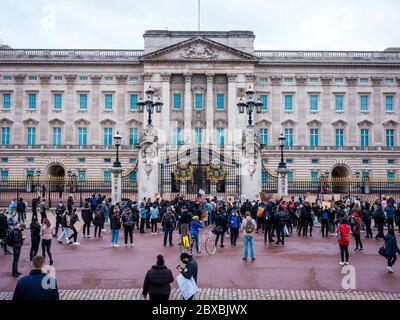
[189,231,216,256]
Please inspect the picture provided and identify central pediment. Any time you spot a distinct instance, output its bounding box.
[140,37,258,62]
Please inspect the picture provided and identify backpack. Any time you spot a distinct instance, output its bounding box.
[257,207,264,218]
[164,213,173,227]
[124,214,134,228]
[244,219,254,233]
[322,211,329,221]
[5,228,15,247]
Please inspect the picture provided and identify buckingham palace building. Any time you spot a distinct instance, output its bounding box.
[0,30,399,201]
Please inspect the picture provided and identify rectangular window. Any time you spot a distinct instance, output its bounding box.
[360,129,369,147]
[27,127,36,145]
[286,159,293,164]
[259,78,268,83]
[52,127,61,145]
[385,96,393,112]
[360,96,369,111]
[3,93,11,109]
[261,171,268,184]
[78,158,86,164]
[260,95,267,111]
[28,76,37,81]
[130,159,137,164]
[310,129,319,147]
[1,170,8,182]
[362,159,370,165]
[27,157,34,163]
[130,94,138,111]
[105,76,113,81]
[362,171,370,178]
[129,128,139,146]
[77,171,86,181]
[311,159,319,164]
[284,95,293,112]
[387,171,396,182]
[335,95,344,112]
[103,170,111,182]
[285,128,294,147]
[311,171,319,182]
[54,76,63,81]
[195,93,203,110]
[335,129,344,147]
[104,94,113,110]
[78,127,87,145]
[26,170,35,177]
[79,94,88,110]
[80,76,88,81]
[104,128,113,146]
[310,95,318,112]
[388,159,395,165]
[309,78,318,84]
[386,129,395,147]
[194,128,203,144]
[284,78,293,84]
[1,127,10,145]
[287,171,294,182]
[104,159,111,163]
[216,93,225,110]
[28,93,37,109]
[1,158,8,163]
[172,128,182,145]
[335,78,344,84]
[129,76,139,82]
[216,128,225,146]
[360,78,369,84]
[130,171,137,183]
[259,128,268,145]
[54,94,62,109]
[385,79,394,84]
[173,93,182,110]
[3,76,12,81]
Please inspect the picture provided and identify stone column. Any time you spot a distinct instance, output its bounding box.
[271,76,283,144]
[184,73,193,144]
[277,167,289,197]
[138,126,159,202]
[371,77,383,145]
[13,74,27,143]
[346,77,358,145]
[228,74,238,145]
[241,126,261,200]
[321,77,333,146]
[161,73,171,145]
[206,73,214,144]
[111,167,123,204]
[65,75,77,144]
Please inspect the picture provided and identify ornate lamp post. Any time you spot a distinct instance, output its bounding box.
[277,133,289,197]
[138,86,163,127]
[113,131,122,168]
[237,87,263,127]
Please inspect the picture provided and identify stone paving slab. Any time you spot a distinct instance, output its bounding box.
[0,288,399,300]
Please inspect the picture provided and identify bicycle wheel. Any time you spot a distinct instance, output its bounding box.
[205,238,216,255]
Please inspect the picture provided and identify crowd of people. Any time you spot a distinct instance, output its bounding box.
[1,193,400,300]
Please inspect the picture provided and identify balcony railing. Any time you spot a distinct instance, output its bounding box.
[0,144,140,150]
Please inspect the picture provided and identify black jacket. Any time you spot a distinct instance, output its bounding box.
[0,213,7,238]
[214,214,227,232]
[30,222,41,242]
[142,265,174,296]
[181,258,198,283]
[110,216,121,230]
[12,269,59,300]
[16,201,26,213]
[81,208,93,223]
[275,211,287,226]
[13,228,24,248]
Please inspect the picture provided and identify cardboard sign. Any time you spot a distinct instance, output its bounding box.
[305,196,317,204]
[333,194,341,201]
[74,217,85,233]
[322,201,331,209]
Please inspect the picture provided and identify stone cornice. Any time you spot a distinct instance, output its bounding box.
[23,117,39,126]
[281,119,297,127]
[332,119,348,127]
[295,76,308,86]
[345,76,358,85]
[48,118,65,126]
[90,75,102,83]
[161,73,171,82]
[227,73,237,81]
[383,120,399,127]
[0,117,14,125]
[65,74,77,84]
[143,73,153,82]
[39,74,52,83]
[270,76,282,86]
[74,118,91,126]
[116,74,129,84]
[357,119,374,127]
[306,119,323,127]
[321,76,333,85]
[371,76,384,86]
[14,74,26,83]
[99,118,117,126]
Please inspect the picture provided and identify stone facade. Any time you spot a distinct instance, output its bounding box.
[0,30,399,188]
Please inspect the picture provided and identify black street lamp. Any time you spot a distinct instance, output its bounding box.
[278,133,287,169]
[137,86,163,126]
[113,131,122,168]
[237,86,263,127]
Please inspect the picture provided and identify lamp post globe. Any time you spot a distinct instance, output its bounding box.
[237,86,263,127]
[138,86,163,126]
[278,133,287,169]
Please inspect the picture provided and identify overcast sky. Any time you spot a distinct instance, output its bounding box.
[0,0,398,51]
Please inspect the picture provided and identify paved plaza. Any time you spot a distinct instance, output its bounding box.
[0,211,399,300]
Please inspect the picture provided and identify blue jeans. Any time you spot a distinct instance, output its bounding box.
[191,233,199,253]
[105,211,109,224]
[163,226,174,246]
[243,236,255,260]
[111,229,120,245]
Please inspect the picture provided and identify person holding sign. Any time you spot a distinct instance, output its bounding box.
[176,253,198,300]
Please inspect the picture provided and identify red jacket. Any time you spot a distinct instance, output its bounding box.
[337,223,351,246]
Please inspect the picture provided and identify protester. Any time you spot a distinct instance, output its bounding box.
[337,218,351,266]
[142,255,174,301]
[228,207,241,247]
[162,207,177,247]
[320,206,330,238]
[385,203,396,230]
[139,204,147,234]
[214,209,227,248]
[67,208,80,245]
[81,202,93,239]
[383,228,400,273]
[150,204,159,235]
[11,223,26,277]
[29,217,41,261]
[57,211,71,245]
[41,218,54,265]
[12,256,59,300]
[177,253,198,300]
[39,198,48,224]
[351,210,363,252]
[110,208,122,247]
[54,202,66,238]
[93,207,104,238]
[122,208,134,247]
[363,202,373,239]
[0,210,12,255]
[16,197,27,224]
[275,206,288,245]
[190,215,203,254]
[240,211,256,262]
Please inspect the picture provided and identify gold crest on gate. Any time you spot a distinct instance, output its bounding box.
[206,159,226,183]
